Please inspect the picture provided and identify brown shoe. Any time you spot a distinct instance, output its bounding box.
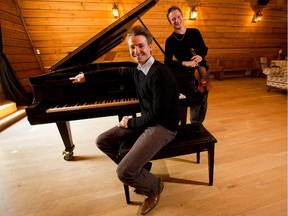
[139,178,164,215]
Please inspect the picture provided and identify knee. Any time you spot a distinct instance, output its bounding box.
[95,133,106,150]
[116,164,137,183]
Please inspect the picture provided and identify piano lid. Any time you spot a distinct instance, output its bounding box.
[50,0,159,72]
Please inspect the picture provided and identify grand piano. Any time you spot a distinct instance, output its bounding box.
[25,0,202,160]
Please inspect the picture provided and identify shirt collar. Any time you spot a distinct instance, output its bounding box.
[137,56,155,75]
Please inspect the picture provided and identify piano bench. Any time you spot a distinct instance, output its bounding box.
[117,124,217,204]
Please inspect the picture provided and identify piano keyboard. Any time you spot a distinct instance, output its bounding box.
[46,93,187,113]
[46,98,139,113]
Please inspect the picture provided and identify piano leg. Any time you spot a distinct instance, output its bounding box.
[56,121,75,161]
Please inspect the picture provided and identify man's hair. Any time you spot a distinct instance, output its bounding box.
[166,6,183,23]
[126,25,153,45]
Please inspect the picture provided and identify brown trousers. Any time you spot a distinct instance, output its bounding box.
[96,124,177,196]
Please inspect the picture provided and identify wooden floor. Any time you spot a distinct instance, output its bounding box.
[0,77,287,216]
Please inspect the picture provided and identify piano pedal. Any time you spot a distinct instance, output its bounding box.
[62,145,75,161]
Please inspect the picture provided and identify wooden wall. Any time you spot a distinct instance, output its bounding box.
[0,0,287,93]
[0,0,43,93]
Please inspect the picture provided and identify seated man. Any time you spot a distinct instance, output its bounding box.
[71,25,180,215]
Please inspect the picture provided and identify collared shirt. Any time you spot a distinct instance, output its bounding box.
[137,56,155,75]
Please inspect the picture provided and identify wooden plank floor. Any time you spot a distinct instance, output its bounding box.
[0,77,287,216]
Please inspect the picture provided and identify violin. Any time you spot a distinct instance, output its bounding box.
[191,48,212,93]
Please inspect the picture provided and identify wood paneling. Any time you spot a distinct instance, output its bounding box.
[0,0,287,93]
[0,0,43,93]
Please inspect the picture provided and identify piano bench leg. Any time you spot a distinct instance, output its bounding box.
[124,184,131,204]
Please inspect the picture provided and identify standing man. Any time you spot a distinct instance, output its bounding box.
[165,6,209,132]
[71,25,179,215]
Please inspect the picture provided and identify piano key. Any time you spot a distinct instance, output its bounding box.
[46,98,140,113]
[45,94,187,113]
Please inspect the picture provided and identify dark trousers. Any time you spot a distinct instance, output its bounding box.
[96,124,177,196]
[190,92,208,124]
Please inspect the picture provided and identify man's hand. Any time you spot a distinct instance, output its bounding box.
[118,116,130,128]
[191,55,202,63]
[182,60,198,68]
[69,73,86,83]
[182,55,202,68]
